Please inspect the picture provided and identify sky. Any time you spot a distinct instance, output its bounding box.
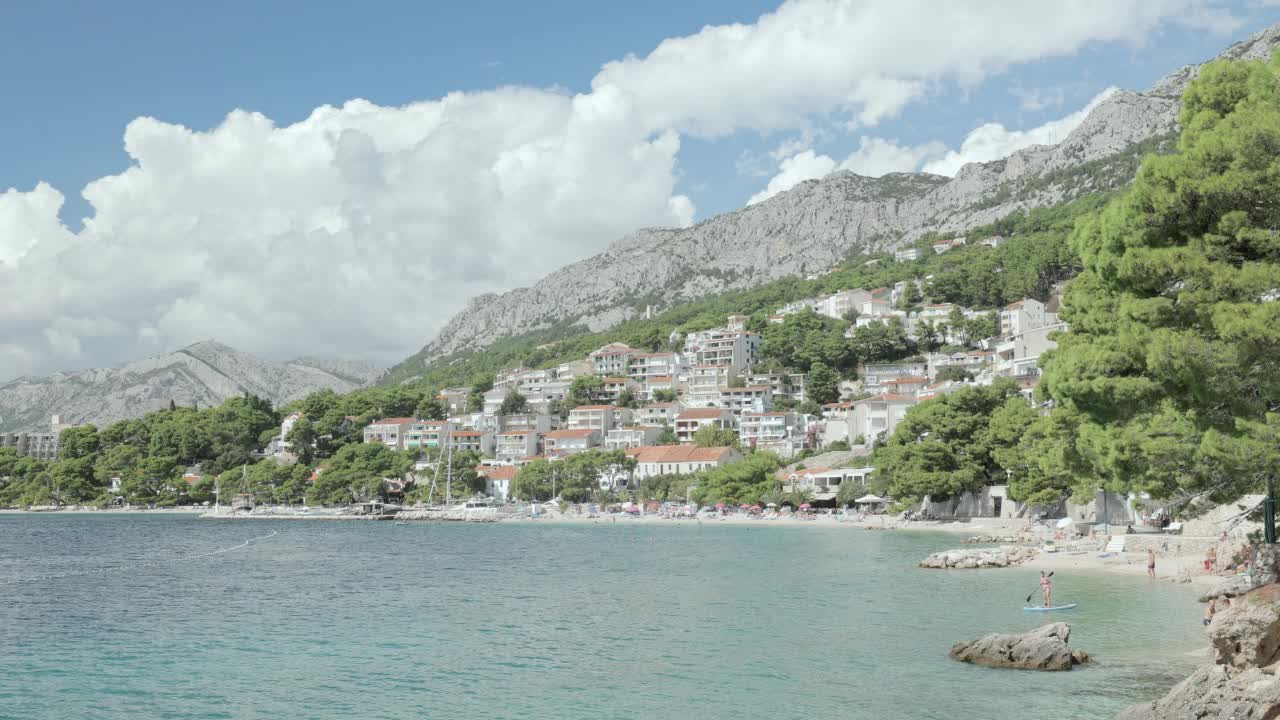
[2,0,1279,381]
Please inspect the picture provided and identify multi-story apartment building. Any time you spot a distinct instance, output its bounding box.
[717,385,773,415]
[363,417,417,449]
[636,402,683,427]
[437,388,471,415]
[589,343,635,376]
[994,322,1068,380]
[860,362,927,392]
[497,414,555,434]
[598,377,641,404]
[999,298,1052,337]
[695,331,761,371]
[495,430,540,462]
[851,393,916,445]
[449,430,495,456]
[745,372,807,402]
[402,421,457,451]
[567,405,633,433]
[894,247,922,262]
[626,352,687,383]
[687,365,735,407]
[726,314,749,332]
[813,289,872,321]
[544,429,601,457]
[674,408,734,444]
[738,411,812,457]
[604,425,662,450]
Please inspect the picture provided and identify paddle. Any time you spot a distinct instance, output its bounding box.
[1025,571,1054,606]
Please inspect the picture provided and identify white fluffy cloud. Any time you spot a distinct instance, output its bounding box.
[746,150,838,205]
[920,87,1120,175]
[747,85,1121,201]
[0,0,1237,379]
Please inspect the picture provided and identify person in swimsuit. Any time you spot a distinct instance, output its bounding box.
[1203,599,1216,627]
[1040,570,1052,608]
[1147,548,1156,578]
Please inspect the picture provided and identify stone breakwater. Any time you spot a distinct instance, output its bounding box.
[919,546,1039,569]
[961,535,1029,545]
[949,623,1091,671]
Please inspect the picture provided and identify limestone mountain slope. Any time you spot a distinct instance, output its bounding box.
[394,23,1280,380]
[0,341,382,432]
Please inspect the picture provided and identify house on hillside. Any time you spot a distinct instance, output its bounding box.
[674,408,735,444]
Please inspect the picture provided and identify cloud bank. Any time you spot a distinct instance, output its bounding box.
[0,0,1236,380]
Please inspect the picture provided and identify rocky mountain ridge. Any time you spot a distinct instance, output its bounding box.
[394,23,1280,380]
[0,341,383,432]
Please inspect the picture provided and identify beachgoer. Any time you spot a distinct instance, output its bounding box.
[1206,546,1217,572]
[1040,570,1052,608]
[1203,599,1216,627]
[1147,548,1156,578]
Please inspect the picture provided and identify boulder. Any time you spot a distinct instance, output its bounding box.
[949,623,1088,671]
[1209,604,1280,670]
[1200,575,1257,602]
[1113,665,1280,720]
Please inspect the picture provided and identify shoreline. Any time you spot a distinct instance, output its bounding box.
[6,506,1228,588]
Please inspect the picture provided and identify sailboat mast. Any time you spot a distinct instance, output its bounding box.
[445,429,454,506]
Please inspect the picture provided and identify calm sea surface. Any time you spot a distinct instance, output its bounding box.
[0,515,1204,720]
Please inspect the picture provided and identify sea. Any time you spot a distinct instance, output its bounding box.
[0,515,1205,720]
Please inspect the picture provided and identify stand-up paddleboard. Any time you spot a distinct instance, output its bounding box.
[1023,603,1078,612]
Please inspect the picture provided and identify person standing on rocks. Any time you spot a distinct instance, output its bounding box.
[1040,570,1052,608]
[1147,548,1157,579]
[1203,599,1216,627]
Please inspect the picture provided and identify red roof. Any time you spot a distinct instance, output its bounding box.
[546,429,597,439]
[370,417,415,426]
[647,375,673,382]
[1006,300,1025,309]
[477,465,518,480]
[451,430,486,437]
[678,408,727,420]
[601,377,632,385]
[743,412,789,417]
[883,377,928,385]
[626,446,736,463]
[858,393,914,403]
[720,385,770,393]
[572,405,612,411]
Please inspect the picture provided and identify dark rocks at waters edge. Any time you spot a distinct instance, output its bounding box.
[1114,547,1280,719]
[948,623,1091,671]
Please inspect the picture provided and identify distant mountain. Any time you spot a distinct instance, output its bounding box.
[0,341,383,432]
[389,23,1280,382]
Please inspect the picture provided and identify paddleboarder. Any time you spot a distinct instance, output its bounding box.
[1039,570,1052,608]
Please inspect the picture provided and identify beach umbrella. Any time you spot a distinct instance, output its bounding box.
[855,494,886,504]
[766,502,777,508]
[715,503,726,509]
[799,503,812,509]
[751,505,762,510]
[739,503,750,509]
[1056,517,1074,529]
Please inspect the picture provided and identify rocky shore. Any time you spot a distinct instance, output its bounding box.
[1115,545,1280,719]
[919,546,1039,569]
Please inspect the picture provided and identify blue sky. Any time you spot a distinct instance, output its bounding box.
[2,0,1279,380]
[6,1,1276,227]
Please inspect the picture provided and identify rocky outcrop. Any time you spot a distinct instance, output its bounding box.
[1115,550,1280,719]
[0,341,383,431]
[390,24,1280,379]
[1209,604,1280,670]
[919,546,1038,569]
[962,535,1027,545]
[949,623,1090,671]
[1113,665,1280,720]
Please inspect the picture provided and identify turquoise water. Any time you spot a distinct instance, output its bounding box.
[0,516,1205,720]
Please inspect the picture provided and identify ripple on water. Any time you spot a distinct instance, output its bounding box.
[0,515,1206,720]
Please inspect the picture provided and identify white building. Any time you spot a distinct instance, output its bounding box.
[994,322,1068,380]
[894,247,922,262]
[860,362,927,392]
[605,426,663,450]
[495,430,540,462]
[851,393,916,446]
[687,365,736,407]
[589,343,636,376]
[738,412,813,458]
[567,405,633,432]
[717,385,773,415]
[694,331,761,371]
[363,417,416,449]
[674,408,735,444]
[999,298,1055,337]
[637,402,683,427]
[544,429,602,457]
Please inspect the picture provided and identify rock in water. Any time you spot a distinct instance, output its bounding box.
[949,623,1087,671]
[1113,665,1280,720]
